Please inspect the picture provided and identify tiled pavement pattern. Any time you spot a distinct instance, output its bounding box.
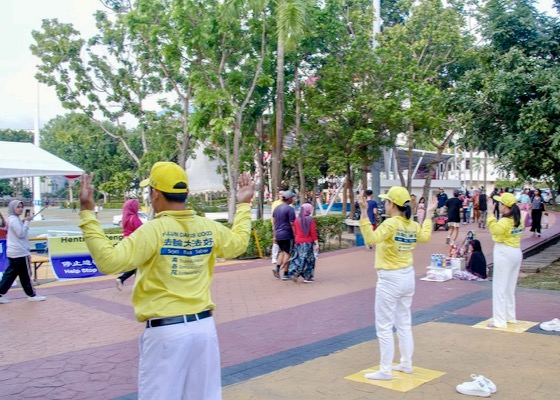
[1,214,560,399]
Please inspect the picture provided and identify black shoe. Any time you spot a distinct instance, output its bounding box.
[272,267,280,279]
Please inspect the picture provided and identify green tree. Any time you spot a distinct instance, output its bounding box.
[30,1,199,173]
[40,113,137,200]
[374,0,476,200]
[458,0,560,189]
[302,0,390,215]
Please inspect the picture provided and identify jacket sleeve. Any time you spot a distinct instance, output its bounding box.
[79,210,158,275]
[213,203,252,258]
[487,215,507,235]
[9,216,29,239]
[416,219,433,243]
[359,217,394,245]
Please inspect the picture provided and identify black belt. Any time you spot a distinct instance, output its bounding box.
[146,310,212,328]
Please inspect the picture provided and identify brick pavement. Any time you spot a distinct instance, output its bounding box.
[0,215,559,399]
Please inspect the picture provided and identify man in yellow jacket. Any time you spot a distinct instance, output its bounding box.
[78,162,254,400]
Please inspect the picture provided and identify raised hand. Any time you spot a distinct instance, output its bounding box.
[236,172,254,204]
[357,190,368,217]
[79,173,95,211]
[427,195,438,215]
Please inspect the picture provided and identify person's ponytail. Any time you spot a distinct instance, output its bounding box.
[397,201,412,220]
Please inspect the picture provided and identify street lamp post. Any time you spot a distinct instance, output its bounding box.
[33,76,43,220]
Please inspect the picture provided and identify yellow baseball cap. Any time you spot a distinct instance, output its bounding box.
[140,162,189,194]
[379,186,411,207]
[493,192,516,207]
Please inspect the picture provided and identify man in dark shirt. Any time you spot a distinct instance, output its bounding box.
[272,190,296,280]
[436,188,448,214]
[478,188,488,229]
[365,190,378,229]
[445,189,462,245]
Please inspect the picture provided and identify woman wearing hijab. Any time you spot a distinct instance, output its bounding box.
[0,200,46,303]
[115,199,144,290]
[289,203,319,283]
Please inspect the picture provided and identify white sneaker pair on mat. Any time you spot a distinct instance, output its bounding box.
[456,374,497,397]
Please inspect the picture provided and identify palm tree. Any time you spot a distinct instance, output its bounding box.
[271,0,308,196]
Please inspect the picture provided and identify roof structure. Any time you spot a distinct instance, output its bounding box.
[0,141,84,179]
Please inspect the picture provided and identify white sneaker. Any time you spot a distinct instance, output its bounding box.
[364,370,392,380]
[28,295,46,302]
[116,278,123,291]
[271,259,277,264]
[471,374,497,393]
[540,318,560,332]
[0,296,11,304]
[456,380,491,397]
[392,364,413,374]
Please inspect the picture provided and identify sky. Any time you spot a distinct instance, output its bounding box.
[0,0,558,131]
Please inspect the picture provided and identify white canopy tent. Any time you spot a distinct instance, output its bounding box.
[0,141,84,217]
[0,141,84,179]
[185,146,226,195]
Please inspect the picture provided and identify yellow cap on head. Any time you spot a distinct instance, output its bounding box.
[493,192,516,207]
[379,186,411,207]
[140,162,188,194]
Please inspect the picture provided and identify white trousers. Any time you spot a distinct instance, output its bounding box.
[492,242,522,328]
[375,266,415,374]
[138,316,222,400]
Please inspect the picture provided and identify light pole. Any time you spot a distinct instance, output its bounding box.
[32,74,42,220]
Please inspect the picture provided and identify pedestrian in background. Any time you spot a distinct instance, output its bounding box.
[270,190,285,265]
[530,188,545,237]
[445,190,462,245]
[272,190,296,280]
[0,211,7,239]
[416,197,426,225]
[487,193,523,329]
[357,186,436,380]
[78,162,254,399]
[365,189,378,229]
[0,200,46,303]
[289,203,319,283]
[115,198,144,291]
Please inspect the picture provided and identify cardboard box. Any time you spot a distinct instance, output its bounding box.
[450,258,465,270]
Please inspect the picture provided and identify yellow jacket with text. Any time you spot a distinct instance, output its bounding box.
[487,215,523,248]
[359,215,432,270]
[79,204,251,321]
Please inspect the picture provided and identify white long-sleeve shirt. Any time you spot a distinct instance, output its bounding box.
[7,215,30,258]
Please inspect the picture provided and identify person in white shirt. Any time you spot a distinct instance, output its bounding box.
[0,200,46,303]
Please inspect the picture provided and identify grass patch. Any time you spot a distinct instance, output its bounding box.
[519,260,560,291]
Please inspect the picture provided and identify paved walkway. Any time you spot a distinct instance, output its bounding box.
[1,214,560,399]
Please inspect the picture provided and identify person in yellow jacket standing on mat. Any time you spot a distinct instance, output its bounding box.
[78,162,254,400]
[358,186,436,380]
[486,192,523,329]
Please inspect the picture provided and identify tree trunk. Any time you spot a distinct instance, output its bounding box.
[406,125,414,191]
[294,66,305,204]
[255,118,265,220]
[273,36,285,199]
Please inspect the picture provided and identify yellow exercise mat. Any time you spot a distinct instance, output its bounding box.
[472,318,539,333]
[345,365,445,392]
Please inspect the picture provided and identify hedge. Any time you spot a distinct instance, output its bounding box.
[103,213,348,259]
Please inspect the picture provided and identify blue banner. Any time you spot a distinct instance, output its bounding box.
[0,239,6,273]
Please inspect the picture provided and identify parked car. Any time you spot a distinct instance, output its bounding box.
[112,211,149,226]
[541,189,560,205]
